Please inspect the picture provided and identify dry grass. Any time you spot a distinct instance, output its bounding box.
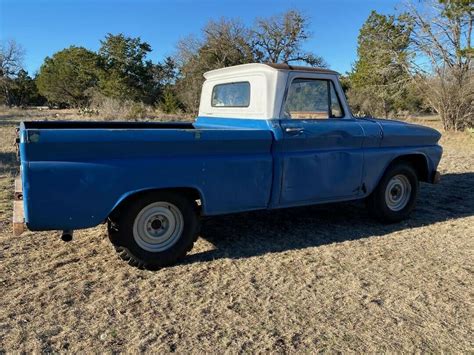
[0,108,473,352]
[0,105,193,123]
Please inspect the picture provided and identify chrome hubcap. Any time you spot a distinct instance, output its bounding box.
[385,174,412,212]
[133,202,184,252]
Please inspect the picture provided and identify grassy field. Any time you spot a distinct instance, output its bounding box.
[0,108,473,352]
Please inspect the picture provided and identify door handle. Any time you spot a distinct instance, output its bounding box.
[285,127,304,135]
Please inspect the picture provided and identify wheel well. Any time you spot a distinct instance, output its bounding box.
[109,187,202,220]
[389,154,429,182]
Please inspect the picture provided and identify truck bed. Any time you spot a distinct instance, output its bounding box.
[18,121,274,230]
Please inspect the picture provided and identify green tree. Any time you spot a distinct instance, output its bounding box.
[159,86,182,113]
[98,33,157,104]
[9,70,45,107]
[348,11,413,117]
[153,56,177,87]
[36,46,103,107]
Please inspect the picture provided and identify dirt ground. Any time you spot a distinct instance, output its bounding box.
[0,108,473,352]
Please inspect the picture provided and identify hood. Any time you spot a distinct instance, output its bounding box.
[364,118,442,147]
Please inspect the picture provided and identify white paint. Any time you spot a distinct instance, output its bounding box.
[198,63,345,120]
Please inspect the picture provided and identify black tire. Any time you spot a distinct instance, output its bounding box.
[366,163,419,223]
[108,191,199,269]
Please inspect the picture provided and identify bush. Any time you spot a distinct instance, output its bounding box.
[89,92,152,120]
[159,87,182,114]
[127,102,149,119]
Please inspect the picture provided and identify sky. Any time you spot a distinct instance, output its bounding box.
[0,0,404,75]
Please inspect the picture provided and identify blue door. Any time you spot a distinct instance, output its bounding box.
[273,76,365,206]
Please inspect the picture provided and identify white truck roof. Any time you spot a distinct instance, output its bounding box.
[203,63,339,78]
[198,63,341,120]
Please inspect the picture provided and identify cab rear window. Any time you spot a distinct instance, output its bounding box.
[211,82,250,107]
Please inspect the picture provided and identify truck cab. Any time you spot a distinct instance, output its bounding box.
[14,63,443,269]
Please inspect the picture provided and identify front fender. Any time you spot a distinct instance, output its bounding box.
[363,145,442,196]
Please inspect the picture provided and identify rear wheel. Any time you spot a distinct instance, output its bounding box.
[108,191,199,269]
[366,163,419,223]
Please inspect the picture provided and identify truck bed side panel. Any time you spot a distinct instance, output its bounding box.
[20,128,273,230]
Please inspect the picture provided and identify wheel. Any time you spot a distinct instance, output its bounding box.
[366,163,419,223]
[108,191,199,269]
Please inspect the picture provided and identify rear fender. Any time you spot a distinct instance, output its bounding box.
[108,186,206,220]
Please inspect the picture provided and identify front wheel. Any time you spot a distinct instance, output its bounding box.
[108,191,199,269]
[366,163,419,223]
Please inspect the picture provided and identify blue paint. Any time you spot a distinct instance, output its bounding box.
[18,116,442,231]
[275,118,365,204]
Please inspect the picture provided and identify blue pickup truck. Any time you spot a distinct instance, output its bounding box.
[14,63,442,268]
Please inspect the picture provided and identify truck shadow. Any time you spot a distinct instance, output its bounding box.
[185,172,474,264]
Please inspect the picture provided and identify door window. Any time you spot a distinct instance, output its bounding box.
[283,79,344,119]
